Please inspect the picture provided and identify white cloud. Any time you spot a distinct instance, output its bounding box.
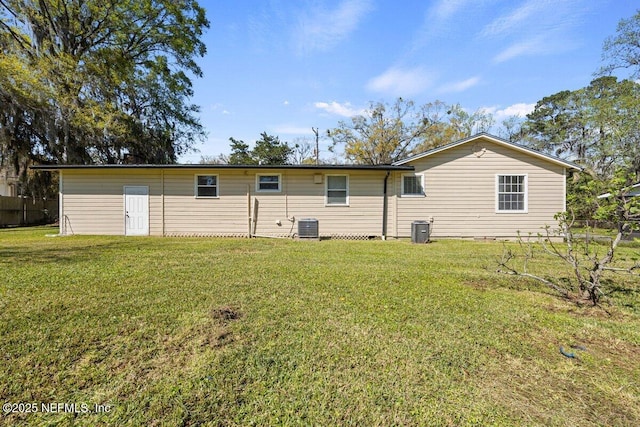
[409,0,486,52]
[438,76,481,93]
[295,0,373,54]
[314,101,363,117]
[429,0,476,21]
[481,0,553,37]
[493,36,547,63]
[499,103,536,117]
[366,66,435,96]
[210,103,231,115]
[482,0,586,63]
[248,3,289,53]
[493,42,532,63]
[482,103,535,122]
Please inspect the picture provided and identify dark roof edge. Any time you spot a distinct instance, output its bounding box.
[31,163,414,171]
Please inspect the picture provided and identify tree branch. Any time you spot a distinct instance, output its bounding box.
[496,245,570,298]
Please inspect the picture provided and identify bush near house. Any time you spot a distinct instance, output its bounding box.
[0,227,639,426]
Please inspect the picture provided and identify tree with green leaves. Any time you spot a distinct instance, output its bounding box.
[523,89,590,163]
[413,103,494,152]
[523,76,640,226]
[227,138,255,165]
[252,133,293,165]
[0,0,209,178]
[328,98,494,165]
[227,132,293,165]
[328,98,441,165]
[523,77,640,179]
[599,9,640,78]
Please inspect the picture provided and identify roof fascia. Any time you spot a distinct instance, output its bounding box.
[30,164,415,172]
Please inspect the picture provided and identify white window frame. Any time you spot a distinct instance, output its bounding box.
[401,173,425,197]
[256,173,282,192]
[195,174,219,198]
[325,174,349,206]
[495,174,528,213]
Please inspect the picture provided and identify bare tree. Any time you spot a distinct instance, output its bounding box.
[498,177,639,306]
[289,137,315,164]
[199,154,229,164]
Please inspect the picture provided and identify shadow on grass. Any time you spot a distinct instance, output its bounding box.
[607,282,640,310]
[0,240,151,265]
[608,284,640,296]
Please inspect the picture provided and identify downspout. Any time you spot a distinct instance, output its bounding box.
[382,171,390,240]
[247,184,251,238]
[562,167,567,212]
[161,169,165,236]
[59,171,64,235]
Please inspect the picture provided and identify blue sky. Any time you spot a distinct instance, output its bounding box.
[182,0,638,162]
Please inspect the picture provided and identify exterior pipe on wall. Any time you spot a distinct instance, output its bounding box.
[285,193,295,223]
[382,171,390,240]
[247,184,251,238]
[252,198,259,236]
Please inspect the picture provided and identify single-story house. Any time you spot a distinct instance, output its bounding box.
[32,133,581,239]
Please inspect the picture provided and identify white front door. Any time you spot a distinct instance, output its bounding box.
[124,186,149,236]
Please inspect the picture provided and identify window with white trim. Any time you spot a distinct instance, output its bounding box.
[256,174,281,192]
[402,174,424,196]
[326,175,348,205]
[195,175,218,198]
[496,174,527,212]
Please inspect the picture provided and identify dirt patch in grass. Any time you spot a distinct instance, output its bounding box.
[206,305,243,348]
[463,280,491,291]
[210,305,243,323]
[169,305,244,354]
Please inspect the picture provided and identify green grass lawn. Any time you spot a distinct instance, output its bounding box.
[1,227,639,426]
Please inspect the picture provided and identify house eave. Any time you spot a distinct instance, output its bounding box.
[31,164,415,172]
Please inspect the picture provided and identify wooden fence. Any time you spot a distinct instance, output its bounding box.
[0,196,58,227]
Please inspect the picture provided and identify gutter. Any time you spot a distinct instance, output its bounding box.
[30,164,414,172]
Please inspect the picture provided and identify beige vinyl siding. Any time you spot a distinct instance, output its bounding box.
[164,169,387,237]
[282,170,385,237]
[60,169,162,235]
[163,169,249,236]
[394,140,566,238]
[60,168,390,237]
